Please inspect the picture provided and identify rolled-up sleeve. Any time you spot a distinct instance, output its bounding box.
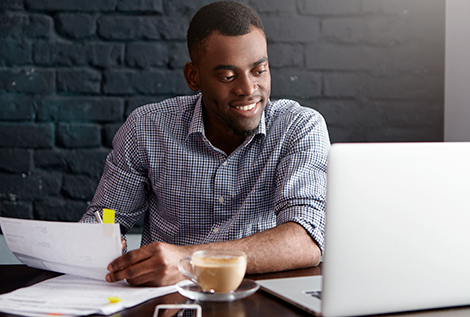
[274,110,330,253]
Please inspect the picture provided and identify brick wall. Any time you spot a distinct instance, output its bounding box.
[0,0,445,225]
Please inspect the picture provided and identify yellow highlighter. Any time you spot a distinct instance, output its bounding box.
[102,208,115,224]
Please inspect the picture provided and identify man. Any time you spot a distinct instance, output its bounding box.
[80,1,330,286]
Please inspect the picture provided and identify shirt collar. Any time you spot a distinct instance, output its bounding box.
[188,93,205,137]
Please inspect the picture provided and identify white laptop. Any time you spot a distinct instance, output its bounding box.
[258,142,470,316]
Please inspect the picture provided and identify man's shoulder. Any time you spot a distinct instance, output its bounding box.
[266,99,323,123]
[129,94,200,120]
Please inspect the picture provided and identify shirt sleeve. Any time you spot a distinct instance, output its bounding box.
[79,112,149,234]
[274,108,330,253]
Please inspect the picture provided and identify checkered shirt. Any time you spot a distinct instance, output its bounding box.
[80,93,330,252]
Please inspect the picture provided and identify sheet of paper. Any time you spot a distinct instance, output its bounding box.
[0,217,122,280]
[0,274,176,317]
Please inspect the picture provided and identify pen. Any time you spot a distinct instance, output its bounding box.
[94,211,103,223]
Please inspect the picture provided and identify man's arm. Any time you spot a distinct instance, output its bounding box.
[223,221,321,273]
[106,221,320,286]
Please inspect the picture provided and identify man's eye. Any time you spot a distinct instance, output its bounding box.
[221,75,235,81]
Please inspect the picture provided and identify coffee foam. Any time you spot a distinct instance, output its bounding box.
[193,255,245,266]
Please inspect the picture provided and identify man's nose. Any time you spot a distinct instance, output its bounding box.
[234,74,257,96]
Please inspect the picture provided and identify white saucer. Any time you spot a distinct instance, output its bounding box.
[176,279,259,301]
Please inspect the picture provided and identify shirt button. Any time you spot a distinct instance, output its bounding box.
[213,227,219,233]
[222,161,228,166]
[218,196,224,204]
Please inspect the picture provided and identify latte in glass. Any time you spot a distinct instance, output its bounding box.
[179,250,247,293]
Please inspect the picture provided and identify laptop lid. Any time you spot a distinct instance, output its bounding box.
[259,142,470,316]
[322,142,470,316]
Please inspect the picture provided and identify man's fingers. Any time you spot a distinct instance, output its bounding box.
[106,244,165,283]
[106,262,145,283]
[105,242,189,286]
[108,248,150,272]
[106,254,164,284]
[125,272,161,287]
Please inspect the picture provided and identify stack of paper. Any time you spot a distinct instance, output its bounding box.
[0,274,175,316]
[0,217,177,316]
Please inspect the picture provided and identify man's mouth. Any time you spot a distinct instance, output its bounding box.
[234,102,257,111]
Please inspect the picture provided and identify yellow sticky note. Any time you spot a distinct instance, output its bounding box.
[103,209,115,224]
[107,296,122,304]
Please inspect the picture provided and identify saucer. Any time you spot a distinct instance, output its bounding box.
[176,279,259,301]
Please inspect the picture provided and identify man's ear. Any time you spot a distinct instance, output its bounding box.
[184,62,200,92]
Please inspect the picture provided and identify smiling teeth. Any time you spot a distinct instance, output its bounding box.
[236,103,256,111]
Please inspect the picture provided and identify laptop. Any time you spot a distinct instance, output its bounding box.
[258,142,470,316]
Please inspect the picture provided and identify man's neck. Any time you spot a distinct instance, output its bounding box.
[205,127,246,156]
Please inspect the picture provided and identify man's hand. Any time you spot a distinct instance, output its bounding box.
[106,242,192,286]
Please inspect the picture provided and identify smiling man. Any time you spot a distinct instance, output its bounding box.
[80,1,330,286]
[184,24,270,155]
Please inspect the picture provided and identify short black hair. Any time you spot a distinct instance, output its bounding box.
[187,1,265,62]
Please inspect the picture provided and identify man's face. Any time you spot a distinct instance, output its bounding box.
[194,27,271,138]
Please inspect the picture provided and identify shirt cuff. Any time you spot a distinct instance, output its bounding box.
[276,206,326,253]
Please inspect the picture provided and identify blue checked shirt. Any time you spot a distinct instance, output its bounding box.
[81,93,330,252]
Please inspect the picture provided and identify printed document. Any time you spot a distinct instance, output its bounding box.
[0,217,121,280]
[0,274,176,316]
[0,218,178,316]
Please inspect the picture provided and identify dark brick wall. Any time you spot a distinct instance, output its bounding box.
[0,0,445,225]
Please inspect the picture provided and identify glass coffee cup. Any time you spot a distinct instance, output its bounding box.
[178,250,247,293]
